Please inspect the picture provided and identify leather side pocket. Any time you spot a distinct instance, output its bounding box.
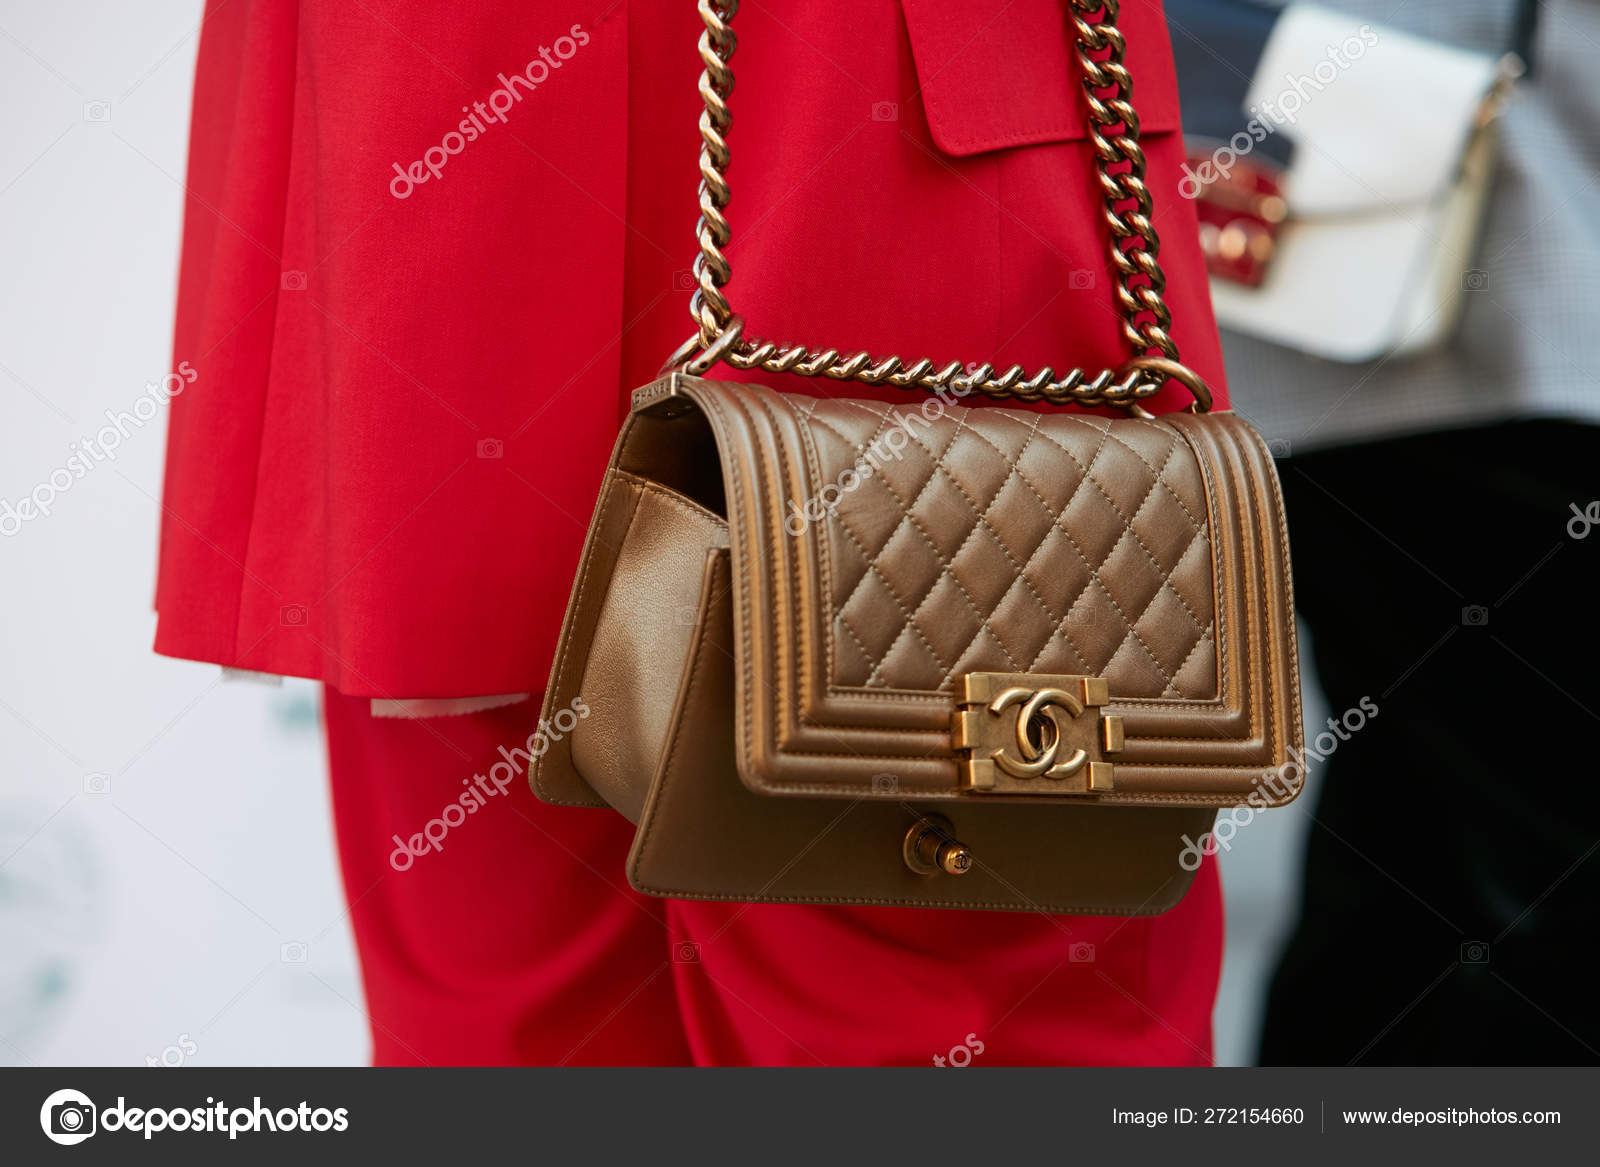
[569,475,729,822]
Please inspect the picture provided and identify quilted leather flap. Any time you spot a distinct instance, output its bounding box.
[633,375,1301,809]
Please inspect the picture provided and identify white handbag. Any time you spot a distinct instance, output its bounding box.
[1175,3,1521,362]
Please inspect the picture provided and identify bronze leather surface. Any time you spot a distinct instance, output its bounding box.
[669,376,1303,805]
[627,547,1216,914]
[531,374,1303,911]
[570,473,728,823]
[533,461,637,810]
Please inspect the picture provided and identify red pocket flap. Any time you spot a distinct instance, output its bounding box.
[901,0,1182,156]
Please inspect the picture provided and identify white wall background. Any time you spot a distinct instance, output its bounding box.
[0,0,1322,1068]
[0,0,366,1069]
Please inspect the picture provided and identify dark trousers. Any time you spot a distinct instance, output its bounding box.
[1260,420,1600,1065]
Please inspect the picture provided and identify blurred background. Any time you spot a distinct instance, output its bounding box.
[0,0,1322,1067]
[0,0,366,1068]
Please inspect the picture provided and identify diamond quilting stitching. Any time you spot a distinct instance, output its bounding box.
[893,411,1076,686]
[845,412,1030,680]
[831,513,955,686]
[912,406,1129,683]
[1101,422,1209,534]
[945,414,1149,669]
[787,394,1215,699]
[1111,438,1209,632]
[1020,422,1209,690]
[793,400,960,682]
[808,405,1010,684]
[996,419,1188,692]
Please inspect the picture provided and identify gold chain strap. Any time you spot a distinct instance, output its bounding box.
[667,0,1210,412]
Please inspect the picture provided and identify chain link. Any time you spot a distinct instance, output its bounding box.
[675,0,1208,411]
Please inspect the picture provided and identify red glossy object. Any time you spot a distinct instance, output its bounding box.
[1185,144,1289,288]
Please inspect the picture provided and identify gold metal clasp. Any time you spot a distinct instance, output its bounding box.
[952,673,1123,795]
[902,814,973,877]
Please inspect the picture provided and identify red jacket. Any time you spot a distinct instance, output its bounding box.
[155,0,1226,698]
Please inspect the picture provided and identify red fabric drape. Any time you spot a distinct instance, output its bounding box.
[155,0,1226,698]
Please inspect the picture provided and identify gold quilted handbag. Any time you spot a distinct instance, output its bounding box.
[531,0,1302,914]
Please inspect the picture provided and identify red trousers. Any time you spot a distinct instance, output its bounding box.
[323,686,1222,1066]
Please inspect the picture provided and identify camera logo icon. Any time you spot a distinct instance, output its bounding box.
[1068,942,1096,963]
[1462,269,1488,291]
[1461,604,1489,627]
[40,1089,96,1146]
[280,603,308,627]
[1460,941,1490,964]
[673,941,700,963]
[870,101,899,122]
[1567,501,1600,540]
[1068,269,1096,290]
[476,438,504,459]
[83,101,111,123]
